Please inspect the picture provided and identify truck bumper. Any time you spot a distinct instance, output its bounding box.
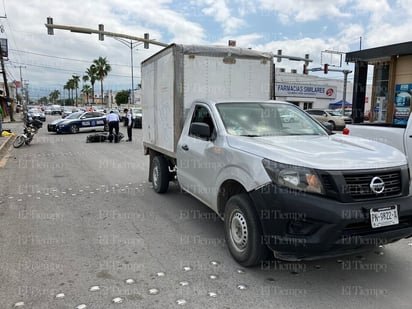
[249,184,412,261]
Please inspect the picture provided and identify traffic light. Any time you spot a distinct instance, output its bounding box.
[47,17,54,35]
[144,33,149,49]
[277,50,282,62]
[324,63,329,74]
[303,64,308,75]
[98,24,104,41]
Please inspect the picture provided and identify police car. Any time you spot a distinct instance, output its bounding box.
[49,111,108,134]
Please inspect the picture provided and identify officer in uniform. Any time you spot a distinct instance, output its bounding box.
[106,111,120,143]
[124,108,132,142]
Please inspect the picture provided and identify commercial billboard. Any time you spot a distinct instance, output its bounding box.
[276,83,337,99]
[394,84,411,125]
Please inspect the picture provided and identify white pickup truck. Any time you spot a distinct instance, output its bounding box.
[345,114,412,172]
[141,44,412,266]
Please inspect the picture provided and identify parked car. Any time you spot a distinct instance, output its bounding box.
[51,104,62,115]
[131,107,143,128]
[44,106,53,115]
[62,106,75,118]
[305,109,348,130]
[48,111,107,134]
[28,108,46,122]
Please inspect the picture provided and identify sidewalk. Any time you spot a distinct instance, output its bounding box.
[0,116,24,159]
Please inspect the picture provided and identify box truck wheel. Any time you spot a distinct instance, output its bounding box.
[152,156,170,193]
[224,194,268,267]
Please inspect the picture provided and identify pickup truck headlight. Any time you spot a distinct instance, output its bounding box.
[262,159,324,194]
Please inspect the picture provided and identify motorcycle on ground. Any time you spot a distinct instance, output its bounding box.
[13,117,43,148]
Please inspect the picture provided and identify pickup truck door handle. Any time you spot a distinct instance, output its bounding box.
[181,144,189,151]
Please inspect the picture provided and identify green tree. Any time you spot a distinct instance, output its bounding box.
[83,65,98,105]
[115,90,130,105]
[93,57,112,106]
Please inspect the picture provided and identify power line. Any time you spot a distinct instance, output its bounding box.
[8,60,138,78]
[9,48,138,68]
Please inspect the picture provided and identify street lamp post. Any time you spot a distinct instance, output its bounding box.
[113,38,142,107]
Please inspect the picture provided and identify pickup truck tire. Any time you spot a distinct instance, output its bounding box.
[328,120,336,130]
[152,156,170,193]
[224,194,268,267]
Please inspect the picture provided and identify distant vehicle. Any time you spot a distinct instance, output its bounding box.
[131,107,142,128]
[44,106,53,115]
[51,104,62,115]
[305,109,349,130]
[62,106,75,118]
[48,111,107,134]
[28,108,46,122]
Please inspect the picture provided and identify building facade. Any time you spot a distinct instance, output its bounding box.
[274,68,356,111]
[346,41,412,124]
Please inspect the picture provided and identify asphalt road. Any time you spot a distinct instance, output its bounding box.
[0,116,411,309]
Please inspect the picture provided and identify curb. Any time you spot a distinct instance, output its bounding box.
[0,135,14,155]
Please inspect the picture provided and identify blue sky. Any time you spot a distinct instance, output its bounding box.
[1,0,412,100]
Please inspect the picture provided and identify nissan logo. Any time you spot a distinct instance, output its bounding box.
[370,176,385,194]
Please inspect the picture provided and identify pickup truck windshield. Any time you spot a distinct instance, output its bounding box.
[216,102,327,137]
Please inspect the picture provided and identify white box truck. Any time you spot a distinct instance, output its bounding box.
[142,44,412,267]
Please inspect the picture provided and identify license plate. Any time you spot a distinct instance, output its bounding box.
[370,206,399,228]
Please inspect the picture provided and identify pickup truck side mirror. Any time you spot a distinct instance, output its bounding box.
[321,122,334,134]
[189,122,211,139]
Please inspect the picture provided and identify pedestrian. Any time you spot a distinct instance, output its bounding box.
[124,108,132,142]
[0,104,3,136]
[106,111,120,143]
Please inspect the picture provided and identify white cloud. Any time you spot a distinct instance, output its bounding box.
[200,0,245,34]
[258,0,352,23]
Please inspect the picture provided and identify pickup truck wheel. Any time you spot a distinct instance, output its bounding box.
[152,156,170,193]
[328,121,336,130]
[224,194,268,267]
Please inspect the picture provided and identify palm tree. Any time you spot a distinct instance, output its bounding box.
[64,79,76,105]
[63,82,70,105]
[49,90,60,103]
[81,84,92,105]
[72,74,80,107]
[83,65,98,105]
[93,57,112,106]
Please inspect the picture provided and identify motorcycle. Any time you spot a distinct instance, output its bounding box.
[13,117,43,148]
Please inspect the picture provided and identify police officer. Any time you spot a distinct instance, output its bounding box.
[124,108,132,142]
[106,111,120,143]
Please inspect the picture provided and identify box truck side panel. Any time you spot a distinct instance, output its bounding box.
[142,59,155,146]
[142,48,176,155]
[182,56,271,111]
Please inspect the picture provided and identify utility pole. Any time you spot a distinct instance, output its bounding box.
[0,44,13,121]
[13,65,25,105]
[307,66,353,114]
[113,38,143,107]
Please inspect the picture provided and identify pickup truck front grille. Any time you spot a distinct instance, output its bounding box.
[343,171,402,200]
[319,167,408,202]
